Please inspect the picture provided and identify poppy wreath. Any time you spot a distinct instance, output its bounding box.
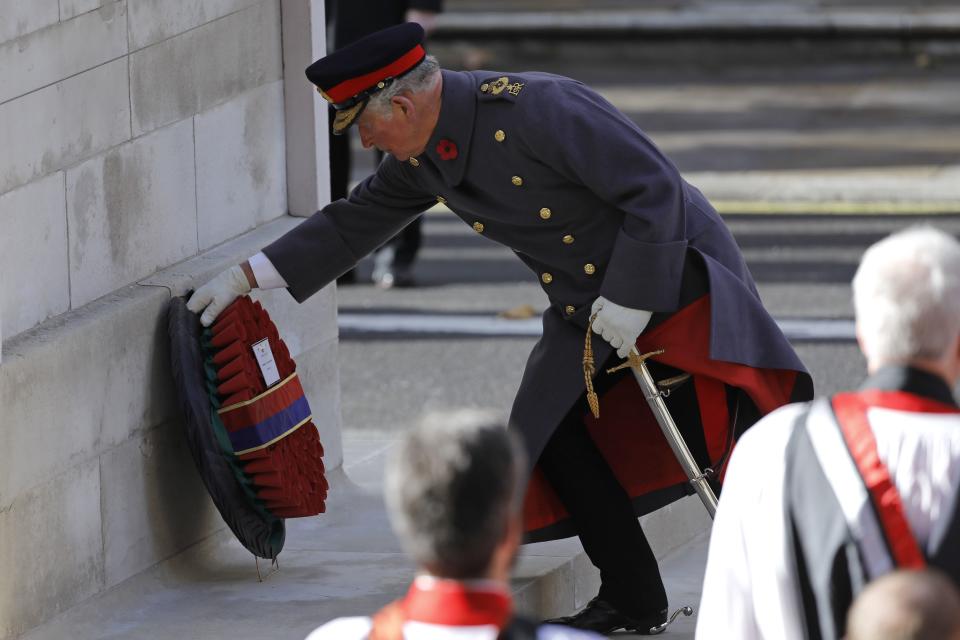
[168,295,328,560]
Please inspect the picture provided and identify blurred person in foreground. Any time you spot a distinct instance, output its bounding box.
[304,410,602,640]
[189,23,812,634]
[697,226,960,640]
[846,569,960,640]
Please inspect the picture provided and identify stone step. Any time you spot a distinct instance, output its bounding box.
[432,3,960,39]
[21,432,712,640]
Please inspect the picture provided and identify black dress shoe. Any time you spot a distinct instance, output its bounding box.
[543,597,668,635]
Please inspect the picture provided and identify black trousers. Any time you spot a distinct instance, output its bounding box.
[537,356,712,618]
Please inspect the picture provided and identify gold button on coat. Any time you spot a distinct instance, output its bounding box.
[494,130,506,142]
[563,234,575,244]
[541,273,553,284]
[511,176,523,186]
[409,158,420,167]
[480,83,490,92]
[436,195,447,205]
[472,222,485,233]
[565,305,576,315]
[584,263,596,275]
[539,208,552,220]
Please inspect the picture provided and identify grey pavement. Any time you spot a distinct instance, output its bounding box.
[23,428,708,640]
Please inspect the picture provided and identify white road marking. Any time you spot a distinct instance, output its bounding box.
[338,313,856,341]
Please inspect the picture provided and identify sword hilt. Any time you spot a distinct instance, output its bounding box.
[606,348,665,375]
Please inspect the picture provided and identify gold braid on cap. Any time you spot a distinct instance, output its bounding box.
[584,313,601,419]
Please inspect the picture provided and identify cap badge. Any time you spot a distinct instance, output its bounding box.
[436,139,458,161]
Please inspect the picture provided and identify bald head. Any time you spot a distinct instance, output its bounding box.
[847,569,960,640]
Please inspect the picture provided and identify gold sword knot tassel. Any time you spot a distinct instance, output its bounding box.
[583,313,601,419]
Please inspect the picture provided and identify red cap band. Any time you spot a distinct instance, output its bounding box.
[325,45,426,105]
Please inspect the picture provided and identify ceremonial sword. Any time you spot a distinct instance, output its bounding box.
[584,322,719,518]
[609,348,719,518]
[583,324,707,632]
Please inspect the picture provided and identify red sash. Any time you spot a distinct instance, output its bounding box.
[832,390,960,570]
[369,578,512,640]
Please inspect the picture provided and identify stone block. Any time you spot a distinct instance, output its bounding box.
[66,120,198,308]
[195,81,287,251]
[100,421,223,589]
[0,0,59,45]
[0,2,126,104]
[513,556,578,619]
[0,460,103,639]
[0,284,175,508]
[0,57,130,196]
[60,0,112,21]
[0,173,69,337]
[129,1,282,136]
[127,0,260,51]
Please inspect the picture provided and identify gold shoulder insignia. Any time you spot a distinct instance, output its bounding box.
[481,76,525,98]
[489,76,510,95]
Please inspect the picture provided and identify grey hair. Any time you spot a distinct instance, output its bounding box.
[366,55,441,116]
[853,226,960,365]
[384,409,527,579]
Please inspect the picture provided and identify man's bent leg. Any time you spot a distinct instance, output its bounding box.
[538,401,667,619]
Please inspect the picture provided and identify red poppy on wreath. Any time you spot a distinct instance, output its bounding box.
[436,139,458,161]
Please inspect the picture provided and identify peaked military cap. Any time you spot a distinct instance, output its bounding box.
[306,22,426,135]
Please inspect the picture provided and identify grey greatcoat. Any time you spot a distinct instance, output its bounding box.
[262,69,811,479]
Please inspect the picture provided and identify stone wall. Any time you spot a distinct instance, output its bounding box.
[0,1,291,335]
[0,2,338,637]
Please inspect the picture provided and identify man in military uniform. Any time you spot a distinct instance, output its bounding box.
[188,23,812,635]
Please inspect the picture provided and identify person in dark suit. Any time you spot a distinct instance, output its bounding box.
[188,24,813,635]
[327,0,442,287]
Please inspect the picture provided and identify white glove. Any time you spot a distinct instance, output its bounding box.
[186,265,252,327]
[591,296,652,359]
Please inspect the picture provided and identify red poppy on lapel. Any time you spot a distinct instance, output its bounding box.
[436,139,458,161]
